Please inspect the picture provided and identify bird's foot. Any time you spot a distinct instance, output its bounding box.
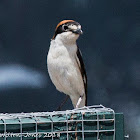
[76,96,82,108]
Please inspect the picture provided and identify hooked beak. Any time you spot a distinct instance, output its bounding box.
[72,29,83,35]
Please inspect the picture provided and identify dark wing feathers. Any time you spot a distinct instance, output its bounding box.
[76,47,87,106]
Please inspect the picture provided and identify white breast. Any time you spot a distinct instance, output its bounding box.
[47,37,84,99]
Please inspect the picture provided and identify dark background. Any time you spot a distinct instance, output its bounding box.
[0,0,139,139]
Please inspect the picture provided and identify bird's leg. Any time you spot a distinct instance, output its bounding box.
[56,95,69,111]
[76,96,82,108]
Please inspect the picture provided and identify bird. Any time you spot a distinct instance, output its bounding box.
[47,20,87,109]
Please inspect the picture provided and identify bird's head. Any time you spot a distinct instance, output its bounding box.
[52,20,83,43]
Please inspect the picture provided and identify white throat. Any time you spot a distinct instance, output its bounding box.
[54,32,79,45]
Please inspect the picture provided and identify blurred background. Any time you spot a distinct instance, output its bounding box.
[0,0,139,139]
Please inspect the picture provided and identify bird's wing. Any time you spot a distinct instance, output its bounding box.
[76,47,87,106]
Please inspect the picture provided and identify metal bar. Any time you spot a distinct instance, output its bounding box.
[32,115,38,140]
[113,110,115,140]
[97,111,99,140]
[1,118,6,140]
[66,111,69,140]
[17,117,22,140]
[50,114,54,140]
[0,118,115,124]
[81,112,84,140]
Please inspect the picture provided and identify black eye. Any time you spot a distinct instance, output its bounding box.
[63,25,68,30]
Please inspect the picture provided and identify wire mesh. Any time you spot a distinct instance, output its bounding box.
[0,105,115,140]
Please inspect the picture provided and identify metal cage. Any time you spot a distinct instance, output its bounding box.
[0,105,124,140]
